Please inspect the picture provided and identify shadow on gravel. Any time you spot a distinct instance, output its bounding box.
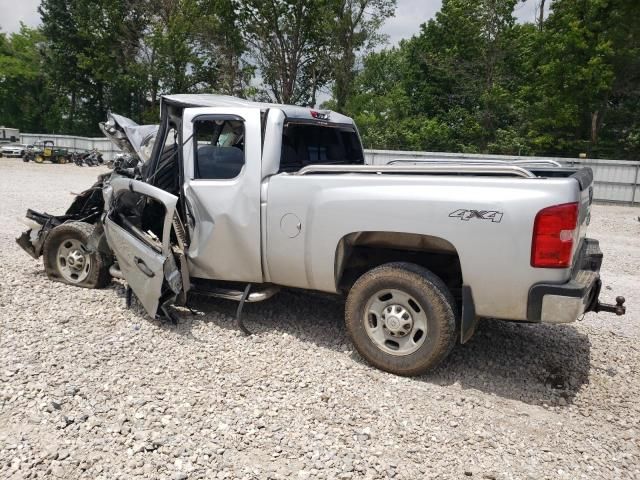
[188,289,347,342]
[118,285,591,407]
[426,319,591,407]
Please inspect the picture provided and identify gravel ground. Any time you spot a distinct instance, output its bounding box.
[1,159,639,480]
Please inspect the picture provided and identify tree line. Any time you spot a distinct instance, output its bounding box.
[343,0,640,158]
[0,0,639,159]
[0,0,394,135]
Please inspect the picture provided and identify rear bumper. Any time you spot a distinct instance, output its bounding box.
[527,239,604,323]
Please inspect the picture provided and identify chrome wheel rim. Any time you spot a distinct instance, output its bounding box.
[364,289,428,356]
[56,239,91,283]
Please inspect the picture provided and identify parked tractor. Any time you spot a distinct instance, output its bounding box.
[24,141,71,164]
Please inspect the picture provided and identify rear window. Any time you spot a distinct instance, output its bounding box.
[279,123,364,173]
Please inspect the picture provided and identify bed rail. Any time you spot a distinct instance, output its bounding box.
[387,158,562,168]
[296,163,537,178]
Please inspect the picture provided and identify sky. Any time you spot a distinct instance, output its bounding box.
[0,0,545,43]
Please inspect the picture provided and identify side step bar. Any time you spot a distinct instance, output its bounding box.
[111,265,280,303]
[190,285,280,303]
[191,283,281,336]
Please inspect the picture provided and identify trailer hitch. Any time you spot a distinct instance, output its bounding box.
[594,296,626,316]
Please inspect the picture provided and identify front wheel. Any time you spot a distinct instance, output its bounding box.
[345,262,457,376]
[34,154,44,163]
[43,222,111,288]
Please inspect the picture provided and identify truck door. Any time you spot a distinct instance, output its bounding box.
[103,177,181,317]
[181,107,263,282]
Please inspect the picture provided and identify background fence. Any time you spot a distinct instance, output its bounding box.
[20,133,119,161]
[18,134,640,205]
[365,150,640,205]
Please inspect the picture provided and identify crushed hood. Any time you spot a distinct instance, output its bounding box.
[99,113,159,163]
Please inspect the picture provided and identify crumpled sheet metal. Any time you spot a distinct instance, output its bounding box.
[100,113,159,163]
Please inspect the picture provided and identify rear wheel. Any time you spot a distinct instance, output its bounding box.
[43,222,111,288]
[345,262,457,376]
[57,156,69,164]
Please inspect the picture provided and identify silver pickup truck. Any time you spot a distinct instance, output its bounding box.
[17,94,626,376]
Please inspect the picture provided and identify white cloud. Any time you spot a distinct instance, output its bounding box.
[0,0,41,34]
[379,0,442,46]
[514,0,550,24]
[380,0,546,46]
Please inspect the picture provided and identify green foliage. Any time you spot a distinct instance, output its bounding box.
[330,0,396,112]
[0,0,394,133]
[234,0,335,105]
[1,0,639,160]
[2,0,253,135]
[0,25,57,132]
[526,0,640,157]
[348,0,640,159]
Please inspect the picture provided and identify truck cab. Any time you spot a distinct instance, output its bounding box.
[102,95,364,317]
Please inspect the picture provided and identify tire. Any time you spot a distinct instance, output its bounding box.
[345,262,457,376]
[43,222,111,288]
[57,156,68,164]
[22,155,29,162]
[34,155,44,163]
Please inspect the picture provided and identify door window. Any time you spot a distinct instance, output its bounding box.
[193,118,245,179]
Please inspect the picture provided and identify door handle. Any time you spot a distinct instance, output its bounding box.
[134,257,155,278]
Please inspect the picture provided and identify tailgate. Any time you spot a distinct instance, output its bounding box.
[572,167,595,267]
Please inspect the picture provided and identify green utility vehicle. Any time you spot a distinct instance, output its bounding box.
[24,141,71,164]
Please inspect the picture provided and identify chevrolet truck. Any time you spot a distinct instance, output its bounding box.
[16,95,626,376]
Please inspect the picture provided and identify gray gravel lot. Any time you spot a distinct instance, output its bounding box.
[1,159,639,480]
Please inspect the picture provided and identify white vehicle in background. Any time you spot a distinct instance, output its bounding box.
[0,126,20,145]
[0,143,29,158]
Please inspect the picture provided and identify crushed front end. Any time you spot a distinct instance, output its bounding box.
[16,177,107,260]
[15,113,157,264]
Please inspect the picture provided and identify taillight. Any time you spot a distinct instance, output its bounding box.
[531,202,579,268]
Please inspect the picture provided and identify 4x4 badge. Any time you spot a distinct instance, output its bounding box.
[449,209,503,223]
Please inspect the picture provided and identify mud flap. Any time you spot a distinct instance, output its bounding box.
[460,286,479,344]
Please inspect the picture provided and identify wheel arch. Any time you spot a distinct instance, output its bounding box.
[334,231,463,299]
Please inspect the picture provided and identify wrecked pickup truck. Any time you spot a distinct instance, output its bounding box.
[17,94,626,376]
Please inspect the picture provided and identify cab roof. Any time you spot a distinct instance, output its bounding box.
[161,94,354,125]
